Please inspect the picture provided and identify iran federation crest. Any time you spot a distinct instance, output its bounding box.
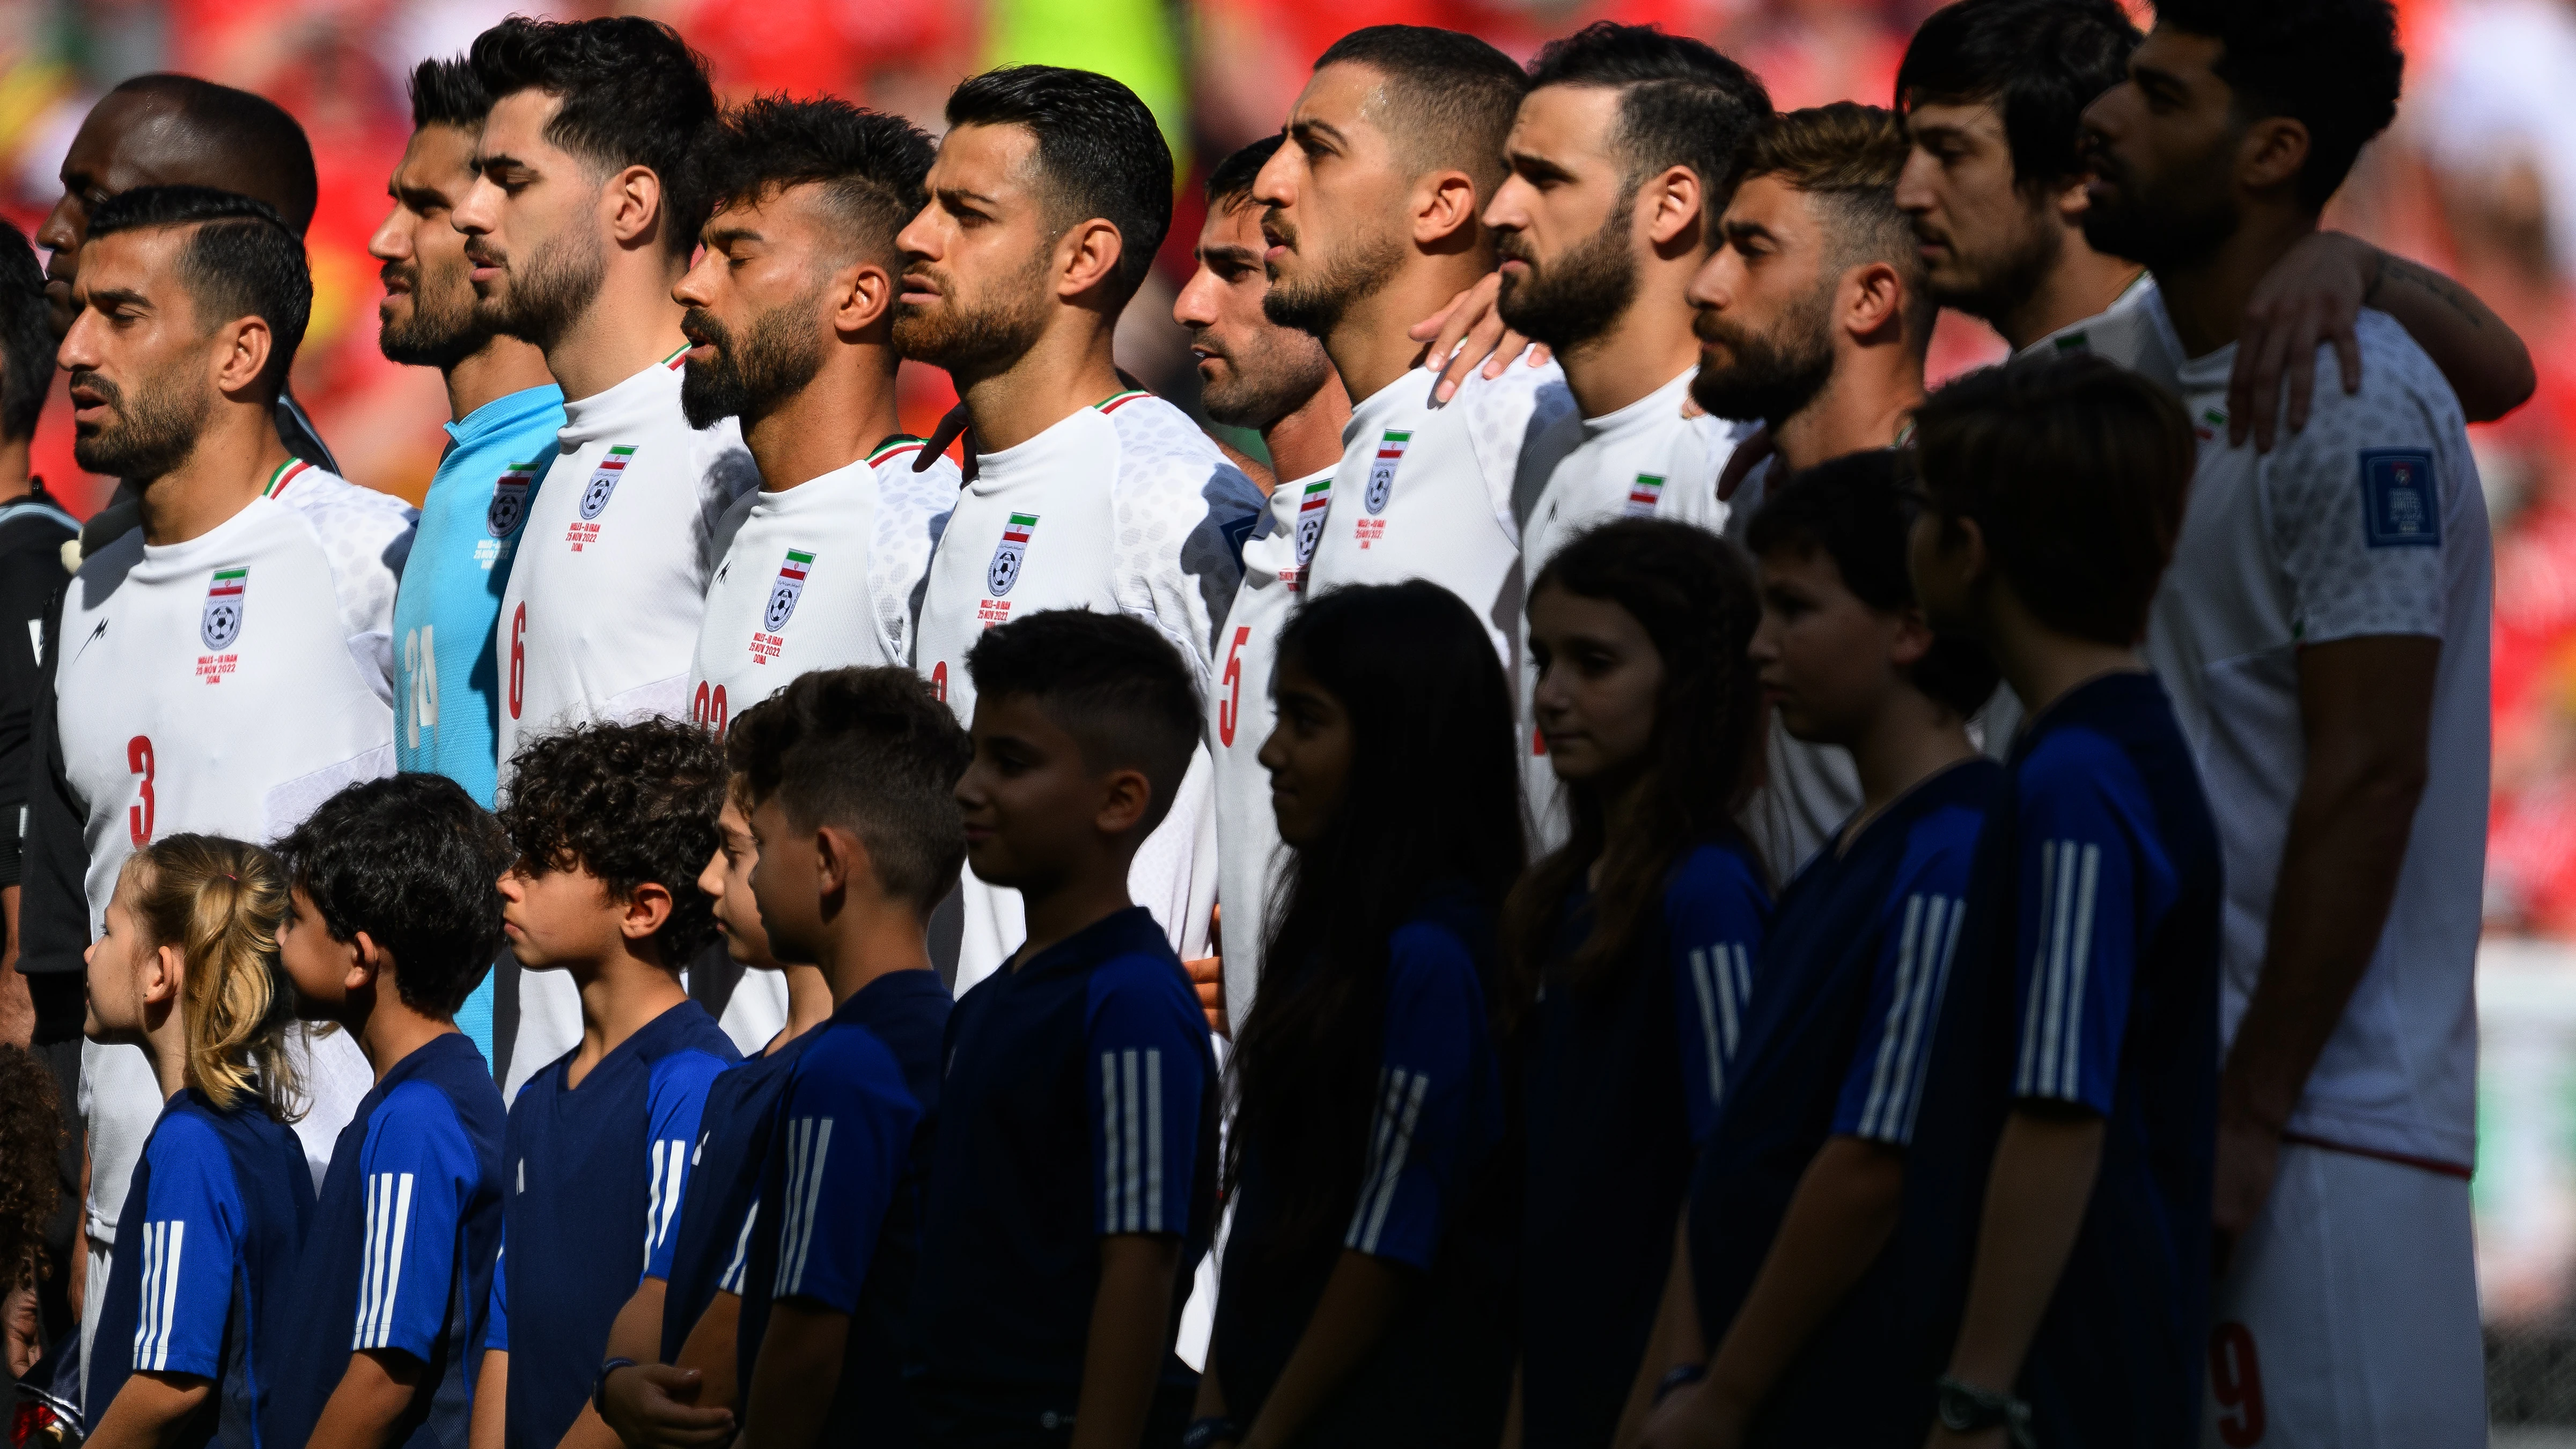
[487,462,539,538]
[1294,476,1333,567]
[1625,474,1666,518]
[988,513,1038,596]
[1365,430,1411,515]
[201,568,247,650]
[766,549,814,632]
[581,445,635,521]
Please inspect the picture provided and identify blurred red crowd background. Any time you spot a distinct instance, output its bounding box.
[10,0,2573,935]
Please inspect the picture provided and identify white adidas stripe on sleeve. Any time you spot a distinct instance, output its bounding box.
[2015,840,2103,1101]
[1345,1068,1430,1255]
[1099,1048,1168,1234]
[354,1172,418,1349]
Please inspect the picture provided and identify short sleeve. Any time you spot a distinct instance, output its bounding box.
[1665,849,1769,1145]
[643,1050,732,1280]
[768,1039,922,1312]
[1106,403,1263,673]
[1833,829,1978,1145]
[350,1082,482,1358]
[126,1117,244,1378]
[1085,957,1211,1237]
[483,1237,508,1351]
[1343,922,1493,1270]
[2266,364,2450,645]
[2007,739,2167,1113]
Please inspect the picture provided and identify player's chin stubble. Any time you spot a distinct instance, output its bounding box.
[680,299,828,430]
[1261,224,1407,340]
[378,257,487,370]
[891,254,1053,378]
[71,366,213,481]
[478,223,607,353]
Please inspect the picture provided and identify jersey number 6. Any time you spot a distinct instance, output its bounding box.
[508,604,526,720]
[127,735,154,847]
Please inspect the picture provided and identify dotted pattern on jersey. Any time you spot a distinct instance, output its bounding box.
[870,448,960,667]
[274,470,417,695]
[1459,359,1579,538]
[690,421,764,579]
[1101,396,1263,678]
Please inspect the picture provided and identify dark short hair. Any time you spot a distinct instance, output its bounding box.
[87,186,311,399]
[499,718,728,963]
[272,774,512,1017]
[408,54,491,131]
[1912,354,2195,646]
[965,609,1202,837]
[108,75,318,234]
[946,65,1173,301]
[1746,450,1999,717]
[1207,134,1283,214]
[696,95,936,266]
[469,16,719,256]
[2154,0,2402,213]
[0,222,48,443]
[1527,23,1773,203]
[1896,0,2140,192]
[1314,25,1528,191]
[726,667,971,917]
[1729,104,1933,346]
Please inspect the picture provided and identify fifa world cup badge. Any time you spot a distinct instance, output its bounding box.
[1366,430,1411,514]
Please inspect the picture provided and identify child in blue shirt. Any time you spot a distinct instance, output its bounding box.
[269,774,516,1449]
[1642,453,2001,1447]
[475,720,741,1449]
[1195,581,1519,1449]
[82,835,313,1449]
[1508,520,1771,1448]
[911,611,1220,1448]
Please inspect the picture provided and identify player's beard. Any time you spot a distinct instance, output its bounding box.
[378,253,487,370]
[2081,137,2236,274]
[680,296,827,430]
[473,220,606,352]
[1261,212,1406,340]
[70,362,212,481]
[1494,208,1637,352]
[1192,321,1335,431]
[1689,277,1838,428]
[1928,199,2064,328]
[890,248,1052,380]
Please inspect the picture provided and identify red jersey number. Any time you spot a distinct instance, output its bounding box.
[930,660,947,703]
[691,681,728,737]
[2209,1321,2266,1447]
[127,735,154,846]
[1217,626,1249,747]
[507,604,526,720]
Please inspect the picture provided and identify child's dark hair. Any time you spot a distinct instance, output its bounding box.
[1231,582,1526,1241]
[964,609,1202,837]
[1504,519,1765,1002]
[726,667,973,916]
[272,774,513,1017]
[0,1046,63,1290]
[1746,450,1999,717]
[1911,353,2195,646]
[123,835,303,1119]
[499,719,728,963]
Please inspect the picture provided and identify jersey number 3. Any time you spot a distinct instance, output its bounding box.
[127,735,154,846]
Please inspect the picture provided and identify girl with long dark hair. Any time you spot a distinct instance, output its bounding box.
[1188,581,1526,1449]
[1506,518,1771,1448]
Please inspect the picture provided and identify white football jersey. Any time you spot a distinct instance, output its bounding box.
[2022,271,2182,395]
[1305,361,1578,665]
[57,468,410,1252]
[1208,466,1333,1026]
[1516,368,1749,844]
[495,352,758,1097]
[914,390,1263,992]
[2148,303,2490,1171]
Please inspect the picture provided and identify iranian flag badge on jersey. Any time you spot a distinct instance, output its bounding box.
[1292,476,1332,588]
[201,567,247,650]
[766,549,814,631]
[582,446,634,519]
[1366,430,1411,514]
[988,512,1038,597]
[1626,474,1666,517]
[488,462,540,537]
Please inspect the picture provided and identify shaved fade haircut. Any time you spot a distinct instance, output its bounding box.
[727,667,971,916]
[1208,133,1284,214]
[966,609,1202,838]
[407,54,492,131]
[1314,25,1528,193]
[88,186,311,398]
[700,94,936,267]
[107,74,318,234]
[470,16,720,257]
[946,65,1174,301]
[1527,23,1773,206]
[1730,103,1934,346]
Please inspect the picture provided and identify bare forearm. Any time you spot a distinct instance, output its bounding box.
[470,1351,507,1449]
[306,1349,425,1449]
[742,1300,847,1449]
[86,1372,212,1449]
[1700,1137,1903,1418]
[2366,249,2533,422]
[558,1278,667,1449]
[1,886,31,1048]
[1611,1212,1701,1447]
[674,1290,741,1410]
[1071,1235,1181,1449]
[1244,1251,1407,1449]
[1944,1112,2106,1391]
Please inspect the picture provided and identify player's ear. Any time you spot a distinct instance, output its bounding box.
[605,164,665,248]
[1645,165,1704,252]
[1056,219,1126,301]
[1413,171,1480,248]
[213,315,274,399]
[835,260,894,337]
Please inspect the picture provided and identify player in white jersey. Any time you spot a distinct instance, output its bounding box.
[1253,24,1573,674]
[673,97,958,1048]
[1173,136,1351,1032]
[896,66,1263,994]
[2087,8,2494,1442]
[451,16,755,1095]
[46,186,407,1381]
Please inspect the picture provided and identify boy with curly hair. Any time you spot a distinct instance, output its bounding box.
[473,721,741,1449]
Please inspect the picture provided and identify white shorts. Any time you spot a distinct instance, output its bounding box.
[2202,1140,2484,1448]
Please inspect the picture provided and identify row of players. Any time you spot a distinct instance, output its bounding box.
[0,0,2509,1445]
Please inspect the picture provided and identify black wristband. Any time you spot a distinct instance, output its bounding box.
[593,1357,638,1418]
[1179,1416,1241,1449]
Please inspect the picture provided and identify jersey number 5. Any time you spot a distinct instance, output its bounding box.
[507,604,526,720]
[127,735,154,846]
[1218,626,1249,747]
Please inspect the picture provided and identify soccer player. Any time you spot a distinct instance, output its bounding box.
[479,720,739,1449]
[1171,134,1350,1032]
[911,611,1218,1447]
[1638,451,1998,1448]
[266,775,513,1449]
[40,183,413,1386]
[1894,0,2533,447]
[1,219,72,1049]
[1197,582,1519,1448]
[1686,104,1936,881]
[1250,25,1572,667]
[1509,520,1768,1448]
[2087,4,2493,1440]
[454,16,760,1093]
[80,836,312,1449]
[372,55,565,1068]
[900,66,1262,992]
[1885,356,2218,1447]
